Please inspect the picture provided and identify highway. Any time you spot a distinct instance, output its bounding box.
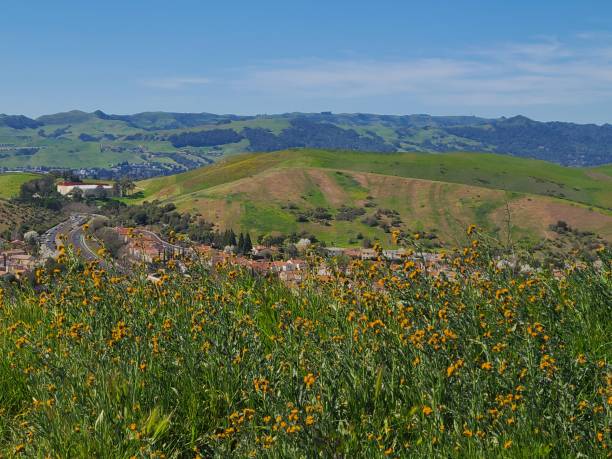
[68,226,99,261]
[134,228,194,273]
[41,214,101,263]
[41,214,88,255]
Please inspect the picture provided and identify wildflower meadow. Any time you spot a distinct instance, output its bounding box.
[0,230,610,457]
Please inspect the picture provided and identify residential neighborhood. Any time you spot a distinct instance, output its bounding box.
[0,213,562,286]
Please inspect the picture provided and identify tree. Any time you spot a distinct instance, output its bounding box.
[244,233,253,254]
[237,233,245,254]
[220,229,237,248]
[23,230,39,243]
[24,231,39,256]
[228,230,237,247]
[112,182,122,197]
[285,244,298,258]
[19,175,56,201]
[62,171,81,183]
[94,185,108,200]
[120,177,135,196]
[70,187,84,202]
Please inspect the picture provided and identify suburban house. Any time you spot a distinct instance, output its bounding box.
[56,182,113,196]
[0,248,36,276]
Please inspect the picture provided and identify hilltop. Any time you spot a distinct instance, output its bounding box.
[0,111,611,176]
[137,149,612,247]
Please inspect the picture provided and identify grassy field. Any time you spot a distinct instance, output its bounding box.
[0,173,40,199]
[0,235,609,457]
[137,150,612,246]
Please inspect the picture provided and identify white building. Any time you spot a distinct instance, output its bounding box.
[56,182,113,196]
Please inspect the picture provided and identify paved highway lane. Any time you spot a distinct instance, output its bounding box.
[68,226,99,261]
[40,215,86,257]
[40,214,102,262]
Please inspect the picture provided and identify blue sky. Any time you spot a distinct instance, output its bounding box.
[2,0,612,123]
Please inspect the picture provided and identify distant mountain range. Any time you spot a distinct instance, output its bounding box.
[0,110,610,169]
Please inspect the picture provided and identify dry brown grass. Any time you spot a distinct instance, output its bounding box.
[491,196,612,241]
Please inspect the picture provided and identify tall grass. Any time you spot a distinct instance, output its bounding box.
[0,234,610,457]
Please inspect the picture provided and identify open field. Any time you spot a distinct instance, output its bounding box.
[137,150,612,246]
[0,172,40,199]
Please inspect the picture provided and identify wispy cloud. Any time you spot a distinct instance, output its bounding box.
[143,77,211,90]
[138,35,612,118]
[239,58,479,97]
[232,35,612,108]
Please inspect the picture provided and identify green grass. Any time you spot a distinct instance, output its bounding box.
[332,170,369,200]
[591,164,612,178]
[300,173,328,208]
[0,239,609,457]
[0,172,40,198]
[240,202,298,234]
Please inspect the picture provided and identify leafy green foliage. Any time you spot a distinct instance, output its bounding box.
[168,129,243,148]
[243,118,395,153]
[446,115,612,166]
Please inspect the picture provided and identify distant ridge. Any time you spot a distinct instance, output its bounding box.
[0,110,610,166]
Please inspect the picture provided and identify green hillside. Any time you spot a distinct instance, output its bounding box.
[140,150,612,209]
[0,172,40,199]
[137,150,612,246]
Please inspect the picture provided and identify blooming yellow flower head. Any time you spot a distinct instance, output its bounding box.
[303,373,316,389]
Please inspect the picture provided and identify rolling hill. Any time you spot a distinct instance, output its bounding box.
[0,111,611,175]
[136,149,612,246]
